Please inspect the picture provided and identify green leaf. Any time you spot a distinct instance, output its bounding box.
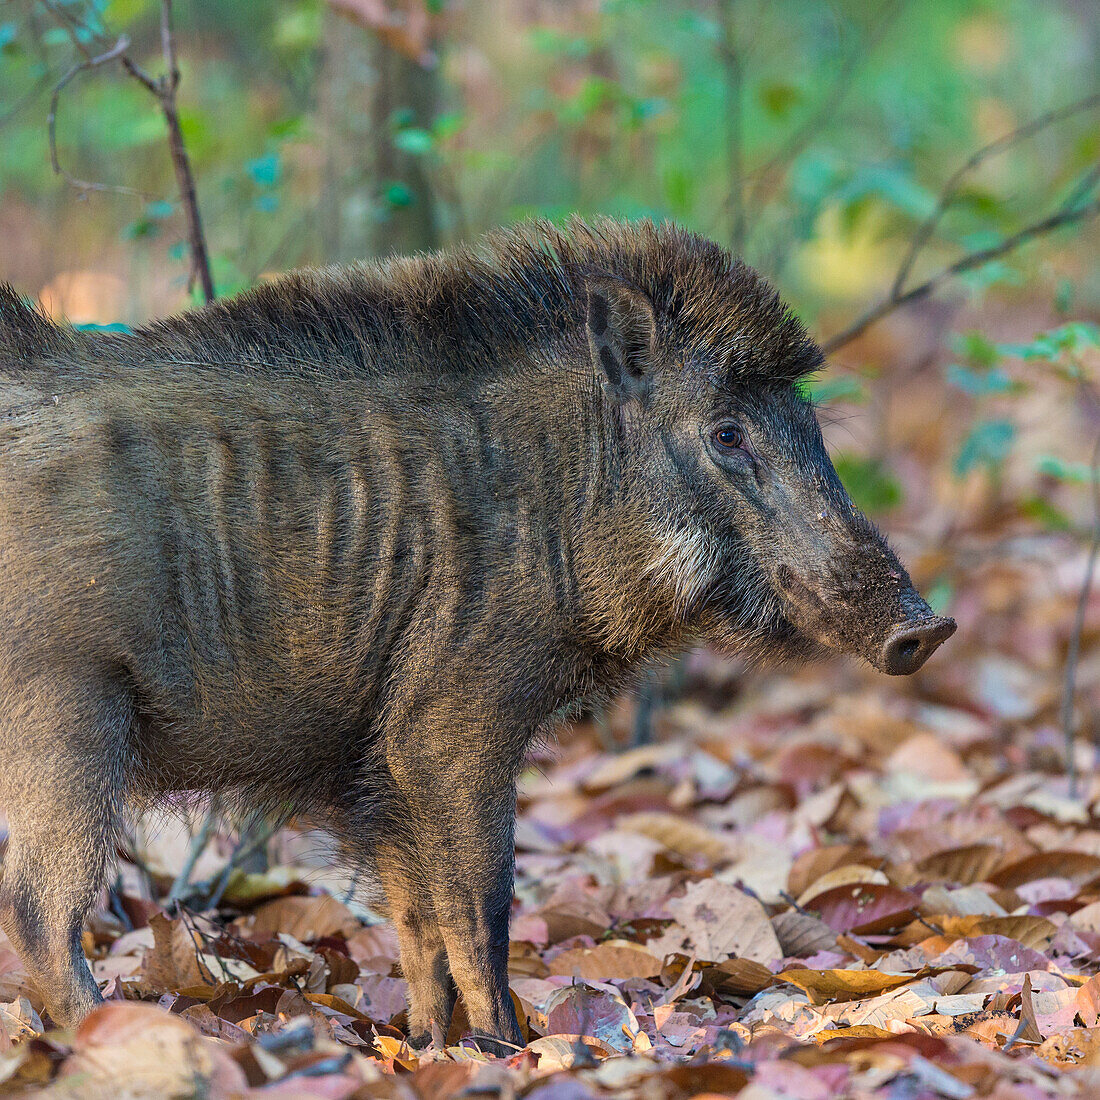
[122,218,159,241]
[1035,455,1093,484]
[393,128,433,155]
[145,199,174,220]
[102,0,151,26]
[998,323,1100,362]
[954,419,1015,478]
[246,153,281,187]
[952,330,999,368]
[945,363,1016,396]
[432,111,466,141]
[804,376,867,405]
[1020,496,1072,532]
[833,454,903,514]
[0,22,17,49]
[384,182,414,208]
[759,82,800,117]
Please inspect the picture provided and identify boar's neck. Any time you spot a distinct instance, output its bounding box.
[495,370,694,673]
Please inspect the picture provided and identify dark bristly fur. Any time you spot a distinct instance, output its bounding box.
[0,218,952,1052]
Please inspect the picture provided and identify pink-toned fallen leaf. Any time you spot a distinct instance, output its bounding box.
[543,983,641,1053]
[803,883,919,935]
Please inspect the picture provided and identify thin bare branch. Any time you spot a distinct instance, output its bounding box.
[153,0,215,302]
[891,91,1100,299]
[821,194,1100,354]
[41,0,215,302]
[203,819,279,909]
[167,795,222,906]
[47,36,150,198]
[0,71,53,131]
[1061,426,1100,800]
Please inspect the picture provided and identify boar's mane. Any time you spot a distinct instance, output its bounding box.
[1,218,821,388]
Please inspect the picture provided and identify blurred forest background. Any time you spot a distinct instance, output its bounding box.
[2,0,1099,554]
[7,0,1100,1089]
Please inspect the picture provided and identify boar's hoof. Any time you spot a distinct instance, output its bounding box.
[880,616,956,675]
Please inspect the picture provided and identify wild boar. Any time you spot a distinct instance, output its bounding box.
[0,218,954,1053]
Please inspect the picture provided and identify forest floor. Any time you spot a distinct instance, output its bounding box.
[3,521,1100,1098]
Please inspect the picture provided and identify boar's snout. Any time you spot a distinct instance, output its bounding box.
[879,615,956,675]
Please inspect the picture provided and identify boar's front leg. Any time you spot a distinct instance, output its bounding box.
[374,844,457,1046]
[384,731,523,1057]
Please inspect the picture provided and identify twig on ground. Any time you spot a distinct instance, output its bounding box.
[167,796,222,907]
[176,904,228,983]
[1060,427,1100,800]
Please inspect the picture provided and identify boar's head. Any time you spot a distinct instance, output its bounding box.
[582,232,954,674]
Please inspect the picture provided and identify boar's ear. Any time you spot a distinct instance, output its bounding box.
[586,275,657,402]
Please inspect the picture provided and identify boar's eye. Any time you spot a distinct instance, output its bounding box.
[712,423,747,453]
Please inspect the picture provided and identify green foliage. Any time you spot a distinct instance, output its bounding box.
[833,454,903,514]
[954,419,1016,478]
[1,0,1097,357]
[801,375,868,405]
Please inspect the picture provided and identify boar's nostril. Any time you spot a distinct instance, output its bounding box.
[880,617,957,675]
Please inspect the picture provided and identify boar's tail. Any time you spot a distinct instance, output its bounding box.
[0,284,72,367]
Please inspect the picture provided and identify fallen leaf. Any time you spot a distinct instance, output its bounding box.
[660,879,782,963]
[547,940,662,981]
[803,883,919,935]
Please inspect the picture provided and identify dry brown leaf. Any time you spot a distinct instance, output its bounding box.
[989,850,1100,889]
[804,883,919,935]
[142,913,217,992]
[787,844,874,898]
[705,957,775,996]
[55,1003,246,1096]
[1076,974,1100,1027]
[777,967,916,1004]
[581,744,679,792]
[815,1024,898,1043]
[772,909,838,958]
[938,915,1057,950]
[1016,973,1044,1044]
[796,864,889,908]
[1037,1027,1100,1067]
[547,940,662,981]
[1069,899,1100,932]
[617,812,734,864]
[508,941,549,980]
[526,1034,614,1070]
[916,844,1004,885]
[247,893,360,942]
[660,879,782,964]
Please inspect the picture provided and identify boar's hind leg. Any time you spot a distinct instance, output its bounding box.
[374,845,457,1047]
[0,677,130,1029]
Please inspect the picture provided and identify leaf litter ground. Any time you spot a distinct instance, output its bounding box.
[4,530,1100,1096]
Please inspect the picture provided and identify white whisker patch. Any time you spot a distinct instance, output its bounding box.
[644,522,721,611]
